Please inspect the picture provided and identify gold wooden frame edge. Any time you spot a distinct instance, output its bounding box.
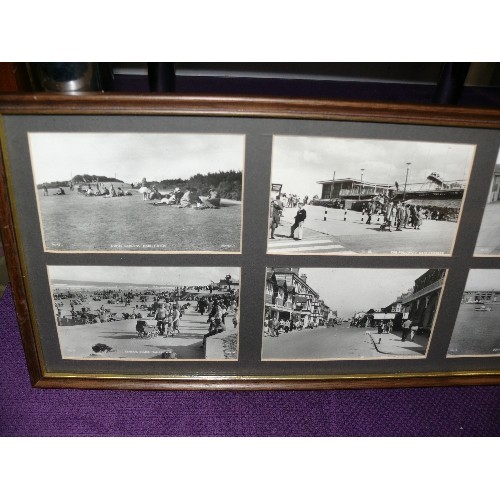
[1,93,500,391]
[34,370,500,391]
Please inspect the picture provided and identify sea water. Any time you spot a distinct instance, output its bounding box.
[447,302,500,355]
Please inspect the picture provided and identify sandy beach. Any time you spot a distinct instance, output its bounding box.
[54,295,238,361]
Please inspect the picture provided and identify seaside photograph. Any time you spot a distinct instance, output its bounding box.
[48,266,240,361]
[474,149,500,255]
[262,267,446,360]
[29,133,245,253]
[267,136,475,255]
[447,269,500,357]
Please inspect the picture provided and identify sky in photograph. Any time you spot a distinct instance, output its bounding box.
[28,133,245,184]
[271,136,476,198]
[48,266,240,287]
[465,269,500,291]
[297,267,432,318]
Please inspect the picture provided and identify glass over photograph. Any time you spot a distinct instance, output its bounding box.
[262,267,446,360]
[47,266,240,361]
[29,133,245,253]
[447,269,500,357]
[474,149,500,255]
[268,136,475,255]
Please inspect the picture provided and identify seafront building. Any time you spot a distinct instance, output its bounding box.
[265,268,328,327]
[316,174,465,218]
[264,267,444,335]
[350,270,444,334]
[461,289,499,303]
[398,269,445,333]
[317,178,393,201]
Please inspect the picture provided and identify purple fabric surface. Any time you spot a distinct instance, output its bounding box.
[0,285,499,436]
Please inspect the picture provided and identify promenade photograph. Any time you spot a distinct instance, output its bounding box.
[48,266,240,360]
[268,136,475,255]
[262,267,446,360]
[447,269,500,357]
[474,149,500,255]
[29,133,245,253]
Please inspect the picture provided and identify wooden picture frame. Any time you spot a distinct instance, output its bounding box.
[1,93,500,390]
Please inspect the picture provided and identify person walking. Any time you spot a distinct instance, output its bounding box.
[396,202,405,231]
[290,203,307,240]
[410,324,419,341]
[414,207,423,230]
[366,199,377,224]
[402,318,412,342]
[155,303,167,335]
[171,305,181,336]
[269,196,282,239]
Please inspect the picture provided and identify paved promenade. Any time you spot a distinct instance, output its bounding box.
[262,324,428,359]
[268,205,457,255]
[57,305,238,360]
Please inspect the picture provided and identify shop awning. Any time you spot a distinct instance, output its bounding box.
[372,313,396,320]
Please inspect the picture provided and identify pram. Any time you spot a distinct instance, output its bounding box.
[135,320,160,338]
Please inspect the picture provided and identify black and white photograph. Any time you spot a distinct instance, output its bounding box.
[29,133,245,253]
[268,136,475,255]
[447,269,500,357]
[48,266,240,360]
[262,267,446,360]
[474,149,500,255]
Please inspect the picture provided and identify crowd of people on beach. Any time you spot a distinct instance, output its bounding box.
[194,292,239,347]
[53,284,239,347]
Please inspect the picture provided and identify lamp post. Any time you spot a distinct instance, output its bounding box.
[329,171,335,200]
[359,168,365,200]
[402,162,411,202]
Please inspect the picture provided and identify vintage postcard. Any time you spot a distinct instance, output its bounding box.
[262,267,445,360]
[474,149,500,256]
[447,269,500,357]
[48,266,240,361]
[29,133,245,253]
[268,136,475,256]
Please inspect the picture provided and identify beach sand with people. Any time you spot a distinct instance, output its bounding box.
[55,298,238,361]
[52,285,239,360]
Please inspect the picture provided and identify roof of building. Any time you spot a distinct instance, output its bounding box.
[317,178,394,188]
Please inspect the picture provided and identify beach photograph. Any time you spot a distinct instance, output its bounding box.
[474,149,500,255]
[447,269,500,357]
[268,136,475,255]
[48,266,240,361]
[29,133,245,253]
[262,267,446,360]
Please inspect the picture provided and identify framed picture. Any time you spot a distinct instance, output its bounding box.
[1,94,500,390]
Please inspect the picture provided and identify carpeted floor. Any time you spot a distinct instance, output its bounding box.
[0,285,499,436]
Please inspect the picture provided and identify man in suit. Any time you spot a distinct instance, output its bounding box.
[290,203,307,240]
